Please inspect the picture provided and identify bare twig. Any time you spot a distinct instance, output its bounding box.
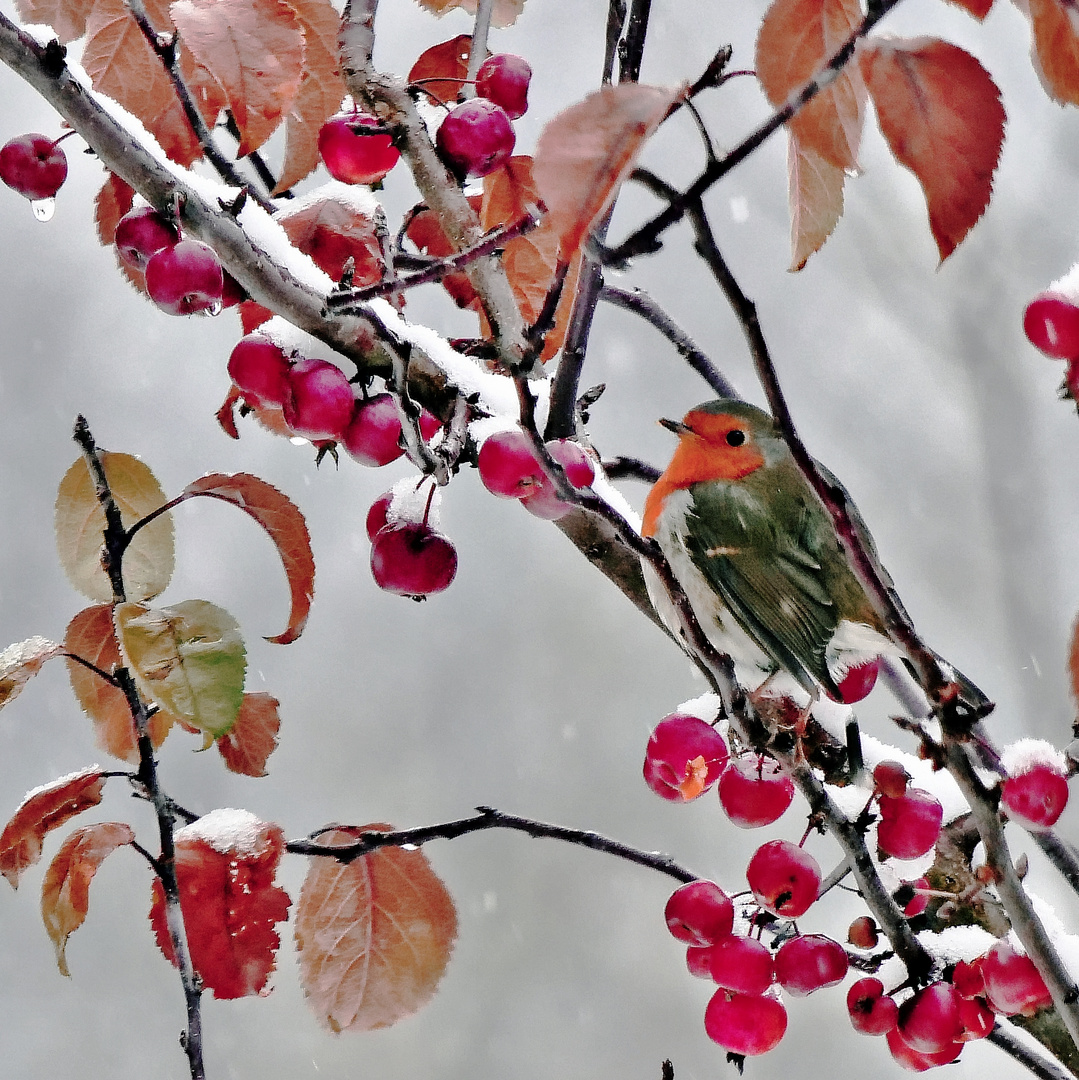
[464,0,494,91]
[222,112,289,199]
[988,1023,1077,1080]
[600,456,661,483]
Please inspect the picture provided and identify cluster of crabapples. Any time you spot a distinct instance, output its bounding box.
[643,713,1072,1065]
[318,52,532,185]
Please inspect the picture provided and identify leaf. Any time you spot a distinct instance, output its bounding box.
[787,132,845,270]
[1069,612,1079,708]
[755,0,867,170]
[1021,0,1079,107]
[404,197,484,309]
[150,810,290,998]
[275,0,346,192]
[533,84,684,258]
[65,605,174,763]
[414,0,525,27]
[115,600,246,740]
[55,451,175,604]
[0,636,64,711]
[42,823,134,975]
[170,0,305,155]
[277,194,387,287]
[859,37,1005,262]
[217,693,280,777]
[0,769,105,889]
[407,35,476,106]
[295,826,458,1032]
[181,473,315,644]
[949,0,993,18]
[94,173,148,295]
[239,299,274,334]
[14,0,92,42]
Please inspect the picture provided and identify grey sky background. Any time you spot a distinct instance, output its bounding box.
[1,0,1079,1077]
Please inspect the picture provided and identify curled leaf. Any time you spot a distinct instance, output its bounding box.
[407,35,476,105]
[0,636,64,711]
[1021,0,1079,107]
[217,693,281,777]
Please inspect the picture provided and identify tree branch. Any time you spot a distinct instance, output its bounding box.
[988,1022,1078,1080]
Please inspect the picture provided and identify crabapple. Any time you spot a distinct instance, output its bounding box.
[847,977,898,1035]
[704,990,787,1056]
[957,996,994,1041]
[436,98,516,178]
[342,394,440,466]
[520,440,595,520]
[708,935,775,995]
[952,958,985,1000]
[318,113,400,185]
[145,239,224,316]
[227,334,291,407]
[283,358,355,440]
[898,982,964,1054]
[0,133,68,200]
[885,1027,962,1071]
[872,760,910,799]
[773,934,848,996]
[663,880,734,946]
[366,492,394,540]
[478,429,543,497]
[980,941,1052,1016]
[876,788,943,860]
[717,754,794,828]
[643,713,729,801]
[1001,763,1069,830]
[475,54,532,119]
[685,945,713,979]
[370,523,458,598]
[114,205,178,271]
[1024,292,1079,360]
[829,657,879,703]
[848,916,879,949]
[898,876,930,917]
[746,840,821,918]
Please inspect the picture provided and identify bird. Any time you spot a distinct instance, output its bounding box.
[641,398,894,705]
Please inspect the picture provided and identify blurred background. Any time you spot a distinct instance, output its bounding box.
[1,0,1079,1076]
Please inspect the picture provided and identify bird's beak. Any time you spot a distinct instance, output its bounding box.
[658,417,690,436]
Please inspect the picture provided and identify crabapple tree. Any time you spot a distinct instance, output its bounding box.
[1,0,1079,1079]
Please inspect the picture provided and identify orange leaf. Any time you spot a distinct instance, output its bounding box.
[859,37,1005,262]
[0,636,64,711]
[95,173,151,295]
[150,810,290,998]
[414,0,525,27]
[65,605,174,763]
[217,693,281,777]
[181,474,314,644]
[14,0,92,42]
[239,299,274,334]
[787,132,845,270]
[533,84,684,258]
[1022,0,1079,107]
[295,826,458,1032]
[407,35,476,106]
[1069,612,1079,709]
[170,0,305,156]
[41,822,134,975]
[0,769,105,889]
[277,193,387,286]
[275,0,346,192]
[948,0,993,17]
[755,0,866,170]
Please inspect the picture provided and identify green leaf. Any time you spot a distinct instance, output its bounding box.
[115,600,246,739]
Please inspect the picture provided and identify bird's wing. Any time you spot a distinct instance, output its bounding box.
[685,481,841,695]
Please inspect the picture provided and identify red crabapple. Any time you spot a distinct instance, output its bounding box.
[342,394,441,467]
[1024,292,1079,360]
[848,916,879,949]
[520,440,596,520]
[114,205,178,270]
[829,657,879,703]
[370,523,458,598]
[145,239,224,316]
[957,996,994,1041]
[847,977,898,1035]
[708,935,775,995]
[876,788,943,860]
[898,982,964,1054]
[1001,763,1069,830]
[643,713,729,801]
[704,990,787,1056]
[885,1027,962,1071]
[899,876,930,917]
[318,113,400,185]
[478,429,543,497]
[282,358,355,440]
[366,492,394,540]
[773,934,848,996]
[718,754,794,828]
[475,54,532,119]
[746,840,821,918]
[436,98,516,178]
[227,334,292,407]
[952,959,986,1000]
[0,133,68,201]
[664,880,734,946]
[872,760,910,799]
[981,941,1052,1016]
[686,945,713,979]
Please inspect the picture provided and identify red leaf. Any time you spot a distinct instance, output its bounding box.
[755,0,867,170]
[239,299,274,334]
[859,37,1005,262]
[407,35,477,106]
[277,194,387,287]
[1022,0,1079,107]
[295,827,458,1032]
[533,84,684,258]
[150,810,290,998]
[217,693,281,777]
[0,636,64,711]
[0,769,105,889]
[14,0,92,43]
[94,174,148,295]
[787,131,845,270]
[181,474,315,644]
[170,0,304,156]
[404,195,484,310]
[948,0,993,18]
[41,822,134,975]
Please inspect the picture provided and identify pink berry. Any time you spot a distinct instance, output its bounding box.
[664,880,734,946]
[847,977,899,1035]
[114,205,178,271]
[898,982,964,1054]
[478,429,543,497]
[704,990,787,1056]
[1024,292,1079,359]
[0,133,67,200]
[873,760,910,799]
[342,393,405,466]
[848,916,878,949]
[745,840,821,919]
[366,492,394,539]
[952,959,985,1000]
[227,334,291,407]
[885,1027,962,1071]
[828,657,880,704]
[520,439,595,520]
[708,935,775,995]
[436,98,516,179]
[981,941,1052,1016]
[900,876,930,917]
[876,788,943,860]
[370,523,458,598]
[774,934,848,996]
[1001,764,1069,831]
[282,357,355,440]
[643,713,729,802]
[475,54,532,120]
[685,944,713,979]
[718,754,795,828]
[957,996,994,1041]
[145,238,224,316]
[318,113,400,185]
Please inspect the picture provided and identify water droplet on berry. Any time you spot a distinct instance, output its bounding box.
[31,197,55,221]
[207,299,223,317]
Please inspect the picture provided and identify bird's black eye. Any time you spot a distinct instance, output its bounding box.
[726,429,746,447]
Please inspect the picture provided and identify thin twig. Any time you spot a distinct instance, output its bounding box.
[988,1023,1077,1080]
[600,456,660,483]
[221,112,288,199]
[602,0,627,84]
[464,0,494,92]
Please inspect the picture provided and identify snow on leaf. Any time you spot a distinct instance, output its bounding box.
[407,35,476,106]
[41,822,134,975]
[115,600,246,740]
[533,84,684,259]
[755,0,867,170]
[787,131,845,270]
[0,769,105,889]
[414,0,525,27]
[859,37,1005,262]
[65,605,174,763]
[170,0,305,156]
[1020,0,1079,107]
[0,636,64,711]
[277,192,386,287]
[150,813,290,998]
[275,0,346,192]
[181,473,315,644]
[217,693,281,777]
[54,451,175,604]
[14,0,92,42]
[295,826,458,1032]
